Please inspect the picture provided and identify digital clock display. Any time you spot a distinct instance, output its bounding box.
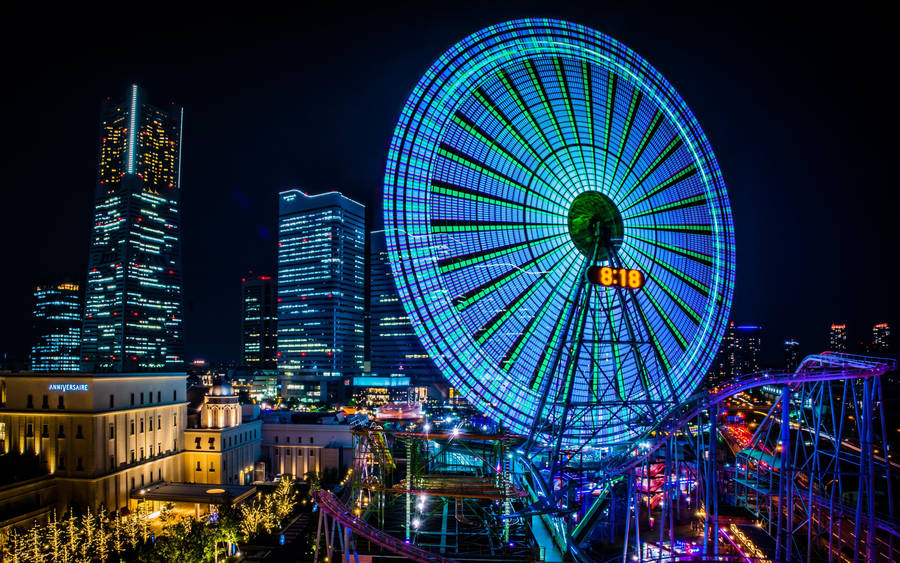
[587,266,644,289]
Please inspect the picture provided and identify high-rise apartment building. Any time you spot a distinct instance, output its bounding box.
[871,323,892,353]
[367,230,440,388]
[241,274,277,369]
[81,85,184,372]
[277,190,365,403]
[828,324,847,353]
[708,323,761,386]
[30,283,82,372]
[784,339,800,372]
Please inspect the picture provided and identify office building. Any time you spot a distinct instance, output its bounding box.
[828,324,848,353]
[784,339,800,372]
[708,323,761,386]
[30,283,82,372]
[871,323,891,353]
[81,84,184,372]
[368,230,441,398]
[277,190,365,404]
[241,274,277,369]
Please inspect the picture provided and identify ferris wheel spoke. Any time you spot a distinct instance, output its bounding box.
[436,232,565,274]
[448,111,569,207]
[452,242,570,312]
[527,270,584,391]
[630,223,713,235]
[619,162,698,214]
[430,219,559,234]
[614,109,665,190]
[499,249,580,373]
[431,179,561,220]
[580,61,600,190]
[623,192,707,221]
[625,240,710,298]
[472,87,572,192]
[600,73,618,186]
[551,57,592,190]
[496,68,581,190]
[628,233,714,267]
[436,143,562,209]
[605,88,644,193]
[611,135,684,203]
[524,58,589,190]
[472,250,575,346]
[620,246,703,326]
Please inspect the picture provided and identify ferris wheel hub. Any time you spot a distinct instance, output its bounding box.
[567,190,624,260]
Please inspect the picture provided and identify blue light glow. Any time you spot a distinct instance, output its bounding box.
[384,19,735,448]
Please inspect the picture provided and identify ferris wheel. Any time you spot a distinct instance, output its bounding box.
[384,19,735,451]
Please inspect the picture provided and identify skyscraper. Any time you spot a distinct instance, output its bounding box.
[708,323,761,386]
[81,84,184,372]
[241,274,278,369]
[784,339,800,372]
[30,283,82,372]
[828,324,847,353]
[367,230,440,387]
[871,323,892,353]
[277,190,365,403]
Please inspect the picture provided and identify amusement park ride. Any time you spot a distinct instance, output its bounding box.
[312,19,898,563]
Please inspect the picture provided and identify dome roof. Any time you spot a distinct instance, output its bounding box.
[208,376,234,396]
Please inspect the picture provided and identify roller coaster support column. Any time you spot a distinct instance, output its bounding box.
[776,385,792,562]
[703,403,719,557]
[860,376,876,563]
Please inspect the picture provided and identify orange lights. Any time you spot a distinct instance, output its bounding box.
[587,266,644,289]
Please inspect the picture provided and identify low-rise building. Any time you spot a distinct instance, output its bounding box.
[0,372,186,515]
[183,380,262,485]
[260,411,354,481]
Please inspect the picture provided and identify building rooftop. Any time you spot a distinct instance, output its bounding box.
[131,482,257,505]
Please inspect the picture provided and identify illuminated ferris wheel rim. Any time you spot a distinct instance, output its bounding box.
[384,19,735,447]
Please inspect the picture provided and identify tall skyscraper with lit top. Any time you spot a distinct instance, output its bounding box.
[828,324,847,353]
[871,323,891,353]
[708,322,761,386]
[81,84,184,372]
[30,283,82,372]
[277,190,365,403]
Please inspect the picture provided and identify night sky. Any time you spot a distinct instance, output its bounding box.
[2,4,896,367]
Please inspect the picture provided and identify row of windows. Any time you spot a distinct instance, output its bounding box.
[193,429,258,450]
[273,434,313,444]
[24,389,178,410]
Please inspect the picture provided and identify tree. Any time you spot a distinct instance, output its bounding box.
[272,476,298,522]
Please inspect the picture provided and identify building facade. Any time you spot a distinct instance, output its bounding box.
[30,283,82,372]
[183,382,262,485]
[871,323,891,353]
[708,323,762,386]
[0,373,186,513]
[277,190,365,403]
[784,339,800,372]
[81,84,184,372]
[828,324,848,353]
[368,230,441,398]
[241,275,277,369]
[259,414,353,482]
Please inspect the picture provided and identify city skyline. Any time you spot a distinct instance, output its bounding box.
[1,5,897,368]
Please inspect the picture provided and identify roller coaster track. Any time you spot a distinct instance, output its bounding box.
[312,489,456,563]
[602,353,894,475]
[519,353,897,559]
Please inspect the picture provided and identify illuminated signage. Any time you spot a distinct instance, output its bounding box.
[48,383,89,392]
[587,266,644,289]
